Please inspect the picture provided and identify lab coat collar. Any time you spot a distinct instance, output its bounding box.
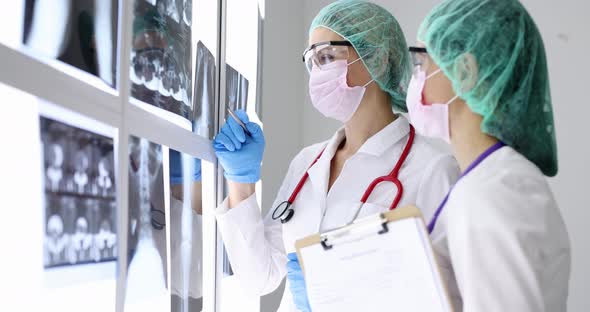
[305,116,411,228]
[307,115,411,190]
[356,115,411,157]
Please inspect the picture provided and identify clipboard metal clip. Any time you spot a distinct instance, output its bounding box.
[319,213,389,250]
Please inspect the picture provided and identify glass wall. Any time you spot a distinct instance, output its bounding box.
[0,0,262,311]
[218,0,263,311]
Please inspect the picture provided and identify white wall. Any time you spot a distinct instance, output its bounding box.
[298,1,590,311]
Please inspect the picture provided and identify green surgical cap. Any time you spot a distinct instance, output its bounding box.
[419,0,558,176]
[310,0,411,112]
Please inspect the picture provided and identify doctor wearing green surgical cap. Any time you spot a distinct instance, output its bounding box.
[212,1,460,311]
[407,0,571,310]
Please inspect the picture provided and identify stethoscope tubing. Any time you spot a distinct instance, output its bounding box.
[273,126,415,224]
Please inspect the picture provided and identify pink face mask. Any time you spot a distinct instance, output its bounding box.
[406,69,458,143]
[308,59,373,122]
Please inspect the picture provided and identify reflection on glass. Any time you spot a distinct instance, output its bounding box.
[220,64,249,278]
[168,149,203,311]
[23,0,119,86]
[225,64,249,111]
[125,137,168,311]
[193,41,216,139]
[130,0,193,120]
[40,116,117,268]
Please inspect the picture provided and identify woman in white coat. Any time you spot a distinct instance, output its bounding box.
[213,1,460,311]
[406,0,571,310]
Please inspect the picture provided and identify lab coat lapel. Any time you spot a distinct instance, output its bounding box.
[307,128,345,231]
[305,118,409,232]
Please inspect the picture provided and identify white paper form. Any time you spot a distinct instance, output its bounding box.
[300,218,451,312]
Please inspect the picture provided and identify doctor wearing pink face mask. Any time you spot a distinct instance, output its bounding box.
[212,1,460,311]
[405,1,571,311]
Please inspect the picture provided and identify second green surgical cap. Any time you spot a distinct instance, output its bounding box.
[310,0,411,112]
[419,0,558,176]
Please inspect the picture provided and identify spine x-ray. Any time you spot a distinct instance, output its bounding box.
[125,137,168,309]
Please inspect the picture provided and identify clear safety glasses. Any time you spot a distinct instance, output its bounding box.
[409,46,432,77]
[302,41,353,73]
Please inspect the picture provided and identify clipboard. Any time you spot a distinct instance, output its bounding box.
[295,205,454,312]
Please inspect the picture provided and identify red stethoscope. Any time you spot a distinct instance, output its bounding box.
[272,125,416,224]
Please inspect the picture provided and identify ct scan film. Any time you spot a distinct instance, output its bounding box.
[40,117,117,269]
[130,0,193,120]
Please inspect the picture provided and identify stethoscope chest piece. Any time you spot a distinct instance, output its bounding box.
[280,208,294,224]
[272,200,295,224]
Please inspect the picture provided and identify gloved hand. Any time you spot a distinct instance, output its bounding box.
[213,110,265,183]
[287,252,312,312]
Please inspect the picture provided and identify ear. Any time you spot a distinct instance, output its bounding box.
[454,53,478,92]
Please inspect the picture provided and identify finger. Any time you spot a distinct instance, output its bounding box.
[227,116,246,143]
[213,140,226,150]
[234,110,250,123]
[221,125,242,150]
[246,122,264,143]
[213,133,235,152]
[213,134,228,150]
[286,260,301,272]
[286,252,298,261]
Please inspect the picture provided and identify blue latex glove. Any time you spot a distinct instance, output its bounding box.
[287,252,312,312]
[213,110,265,183]
[169,149,202,185]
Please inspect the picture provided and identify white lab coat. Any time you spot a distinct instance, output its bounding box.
[215,116,460,311]
[431,145,571,311]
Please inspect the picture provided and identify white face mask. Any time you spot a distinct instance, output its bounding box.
[406,68,458,143]
[308,59,373,122]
